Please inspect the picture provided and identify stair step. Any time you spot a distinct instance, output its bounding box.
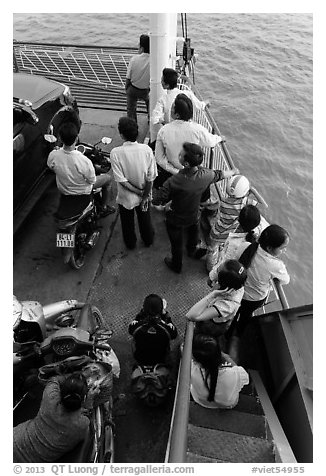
[188,424,275,463]
[189,401,267,438]
[186,451,227,463]
[236,393,264,415]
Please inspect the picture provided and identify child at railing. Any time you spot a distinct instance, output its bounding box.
[186,259,247,340]
[222,224,290,362]
[190,333,249,409]
[208,204,266,286]
[198,174,252,272]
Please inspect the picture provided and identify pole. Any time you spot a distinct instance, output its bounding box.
[149,13,177,142]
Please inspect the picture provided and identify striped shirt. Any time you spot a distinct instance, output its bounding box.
[209,195,248,244]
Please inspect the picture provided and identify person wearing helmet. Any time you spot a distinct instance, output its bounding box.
[13,372,89,462]
[202,174,251,272]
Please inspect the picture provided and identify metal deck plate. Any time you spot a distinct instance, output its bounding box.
[88,209,210,339]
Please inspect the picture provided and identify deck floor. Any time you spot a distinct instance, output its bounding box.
[13,106,269,463]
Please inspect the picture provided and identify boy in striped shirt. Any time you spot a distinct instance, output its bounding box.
[205,175,251,271]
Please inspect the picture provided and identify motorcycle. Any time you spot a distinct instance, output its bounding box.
[13,297,119,463]
[13,297,86,408]
[45,135,114,269]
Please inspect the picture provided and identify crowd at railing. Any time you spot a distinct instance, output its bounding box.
[165,77,290,463]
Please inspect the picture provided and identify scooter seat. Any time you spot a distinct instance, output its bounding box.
[55,194,92,221]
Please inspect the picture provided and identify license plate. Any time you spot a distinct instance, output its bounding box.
[56,233,75,248]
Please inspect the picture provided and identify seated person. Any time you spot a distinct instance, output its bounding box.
[186,259,247,339]
[128,294,178,366]
[13,372,89,463]
[190,333,249,409]
[47,121,115,217]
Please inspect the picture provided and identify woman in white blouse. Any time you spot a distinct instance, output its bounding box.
[190,333,249,409]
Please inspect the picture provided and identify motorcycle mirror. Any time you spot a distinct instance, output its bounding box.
[44,134,57,143]
[101,137,112,145]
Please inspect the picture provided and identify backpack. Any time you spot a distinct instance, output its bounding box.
[131,364,172,407]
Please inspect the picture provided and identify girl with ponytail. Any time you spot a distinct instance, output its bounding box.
[208,204,263,285]
[225,224,290,360]
[190,334,249,409]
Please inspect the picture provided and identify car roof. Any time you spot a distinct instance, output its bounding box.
[13,73,65,109]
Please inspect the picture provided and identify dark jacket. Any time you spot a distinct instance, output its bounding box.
[129,311,177,365]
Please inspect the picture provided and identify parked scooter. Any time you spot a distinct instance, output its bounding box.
[45,135,114,269]
[13,297,119,462]
[13,296,86,408]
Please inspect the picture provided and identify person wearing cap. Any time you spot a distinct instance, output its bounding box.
[200,174,252,272]
[13,373,89,462]
[186,259,247,340]
[152,142,239,274]
[125,34,150,124]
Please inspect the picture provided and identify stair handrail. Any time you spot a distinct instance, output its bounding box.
[166,320,194,463]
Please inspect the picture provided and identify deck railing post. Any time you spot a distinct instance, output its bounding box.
[13,41,19,73]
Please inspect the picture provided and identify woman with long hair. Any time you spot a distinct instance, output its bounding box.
[190,333,249,409]
[224,224,290,361]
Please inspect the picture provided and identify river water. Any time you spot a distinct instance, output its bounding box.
[13,13,313,308]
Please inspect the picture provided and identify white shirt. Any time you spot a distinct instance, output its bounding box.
[209,287,244,323]
[190,361,249,409]
[209,216,270,283]
[110,141,157,210]
[126,53,150,89]
[151,88,206,126]
[234,243,290,301]
[47,148,95,195]
[155,120,222,175]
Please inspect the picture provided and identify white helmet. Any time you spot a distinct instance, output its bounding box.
[226,175,250,198]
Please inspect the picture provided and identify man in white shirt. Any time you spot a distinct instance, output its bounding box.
[47,122,114,216]
[125,34,150,124]
[151,67,208,142]
[110,117,157,249]
[154,93,223,188]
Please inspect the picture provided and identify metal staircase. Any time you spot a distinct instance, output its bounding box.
[186,370,295,463]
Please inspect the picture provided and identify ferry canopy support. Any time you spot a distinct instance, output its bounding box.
[149,13,177,140]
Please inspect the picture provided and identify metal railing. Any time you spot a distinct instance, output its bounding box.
[178,75,268,207]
